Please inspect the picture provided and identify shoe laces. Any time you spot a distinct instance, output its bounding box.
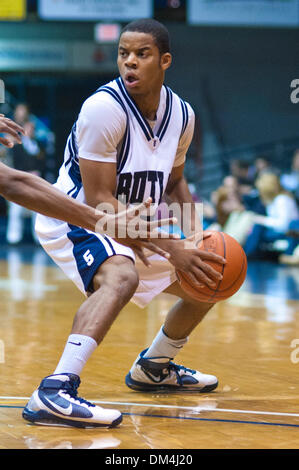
[169,362,196,375]
[61,378,95,408]
[169,362,196,385]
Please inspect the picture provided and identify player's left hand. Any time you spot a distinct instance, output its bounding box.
[0,114,25,147]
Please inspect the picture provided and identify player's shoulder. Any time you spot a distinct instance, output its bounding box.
[167,86,195,119]
[80,79,126,121]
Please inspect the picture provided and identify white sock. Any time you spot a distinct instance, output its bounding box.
[53,334,98,377]
[144,326,188,362]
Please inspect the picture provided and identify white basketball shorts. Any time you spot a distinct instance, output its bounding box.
[35,214,177,308]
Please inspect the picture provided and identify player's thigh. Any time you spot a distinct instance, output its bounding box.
[92,255,139,292]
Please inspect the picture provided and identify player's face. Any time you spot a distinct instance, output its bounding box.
[117,32,171,96]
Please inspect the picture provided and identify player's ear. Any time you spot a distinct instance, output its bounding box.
[160,52,172,71]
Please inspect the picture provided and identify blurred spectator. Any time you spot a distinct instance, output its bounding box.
[13,103,30,127]
[279,214,299,264]
[253,155,280,179]
[230,156,280,194]
[12,103,56,180]
[209,176,257,244]
[215,176,245,226]
[280,149,299,202]
[12,121,44,173]
[230,159,254,193]
[6,119,45,244]
[243,173,299,258]
[201,199,217,229]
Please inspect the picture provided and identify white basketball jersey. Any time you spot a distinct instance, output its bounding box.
[35,78,195,306]
[54,77,194,209]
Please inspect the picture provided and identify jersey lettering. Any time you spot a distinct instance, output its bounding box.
[116,170,165,204]
[116,173,132,203]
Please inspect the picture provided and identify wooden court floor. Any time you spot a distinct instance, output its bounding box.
[0,246,299,449]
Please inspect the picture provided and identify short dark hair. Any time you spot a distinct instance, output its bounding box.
[121,18,170,55]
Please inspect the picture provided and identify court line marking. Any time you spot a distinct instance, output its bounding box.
[94,401,299,418]
[1,396,299,419]
[1,406,299,429]
[123,412,299,428]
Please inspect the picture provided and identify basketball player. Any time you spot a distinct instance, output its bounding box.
[23,19,226,429]
[0,113,175,264]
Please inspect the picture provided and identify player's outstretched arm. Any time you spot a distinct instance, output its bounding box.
[0,114,176,258]
[0,164,176,248]
[0,162,100,231]
[0,113,97,229]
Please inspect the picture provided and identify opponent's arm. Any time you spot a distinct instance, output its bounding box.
[0,163,174,250]
[0,162,99,231]
[0,114,174,243]
[0,113,99,231]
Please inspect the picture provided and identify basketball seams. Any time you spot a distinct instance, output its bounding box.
[208,231,226,302]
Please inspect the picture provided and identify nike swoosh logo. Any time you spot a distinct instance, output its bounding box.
[68,341,81,346]
[43,396,73,416]
[143,369,168,383]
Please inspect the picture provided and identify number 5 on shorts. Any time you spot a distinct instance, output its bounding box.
[83,249,94,266]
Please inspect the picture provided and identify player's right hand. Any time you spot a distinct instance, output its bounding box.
[167,232,227,288]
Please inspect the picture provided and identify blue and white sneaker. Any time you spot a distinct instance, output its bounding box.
[23,374,122,428]
[125,349,218,393]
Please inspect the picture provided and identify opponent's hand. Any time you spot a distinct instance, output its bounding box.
[95,197,180,266]
[0,114,25,147]
[115,238,173,267]
[167,231,227,288]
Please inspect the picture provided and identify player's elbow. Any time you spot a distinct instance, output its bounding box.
[0,165,14,198]
[0,167,28,201]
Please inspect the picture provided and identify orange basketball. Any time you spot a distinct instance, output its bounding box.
[176,231,247,303]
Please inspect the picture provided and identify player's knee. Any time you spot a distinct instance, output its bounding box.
[113,265,139,298]
[93,258,139,299]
